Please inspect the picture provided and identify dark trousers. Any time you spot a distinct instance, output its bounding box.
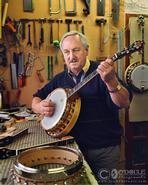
[81,145,120,185]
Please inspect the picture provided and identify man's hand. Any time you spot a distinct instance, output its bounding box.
[39,99,55,117]
[96,58,131,108]
[97,58,117,85]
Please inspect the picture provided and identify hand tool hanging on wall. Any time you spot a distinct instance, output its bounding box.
[0,41,7,66]
[73,20,82,31]
[18,53,25,88]
[82,0,90,16]
[13,52,19,75]
[81,25,85,34]
[10,63,18,89]
[10,53,18,89]
[20,19,29,40]
[65,19,72,32]
[97,0,105,16]
[3,17,18,48]
[39,19,45,49]
[47,56,53,80]
[54,19,62,65]
[56,19,63,41]
[33,20,38,49]
[48,19,54,45]
[53,40,60,65]
[25,52,35,76]
[36,57,45,83]
[15,21,22,45]
[49,0,62,15]
[96,18,106,52]
[27,24,32,46]
[10,20,21,53]
[23,0,34,12]
[112,0,120,25]
[64,0,77,16]
[2,1,8,27]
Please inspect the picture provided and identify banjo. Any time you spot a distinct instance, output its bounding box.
[42,41,144,138]
[125,15,148,93]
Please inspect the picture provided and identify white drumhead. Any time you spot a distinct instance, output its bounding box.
[131,64,148,91]
[41,88,67,130]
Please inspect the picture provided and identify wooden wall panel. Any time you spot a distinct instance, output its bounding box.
[0,0,124,107]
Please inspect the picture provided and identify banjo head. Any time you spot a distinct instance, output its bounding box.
[131,64,148,91]
[41,88,67,130]
[125,63,148,92]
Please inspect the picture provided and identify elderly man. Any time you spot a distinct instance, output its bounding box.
[32,31,132,184]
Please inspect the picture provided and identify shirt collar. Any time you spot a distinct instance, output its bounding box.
[82,58,90,73]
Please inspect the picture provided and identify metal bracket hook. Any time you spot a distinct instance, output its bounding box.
[64,0,77,16]
[49,0,62,15]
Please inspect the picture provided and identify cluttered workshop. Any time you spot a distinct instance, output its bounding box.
[0,0,148,184]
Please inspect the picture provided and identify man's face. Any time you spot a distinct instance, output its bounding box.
[61,35,88,74]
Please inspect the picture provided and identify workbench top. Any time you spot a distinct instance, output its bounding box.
[0,120,98,185]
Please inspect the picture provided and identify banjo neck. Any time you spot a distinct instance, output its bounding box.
[138,15,145,64]
[67,40,144,98]
[67,70,98,98]
[141,20,145,64]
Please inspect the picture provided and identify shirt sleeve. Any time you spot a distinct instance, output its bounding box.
[33,79,57,100]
